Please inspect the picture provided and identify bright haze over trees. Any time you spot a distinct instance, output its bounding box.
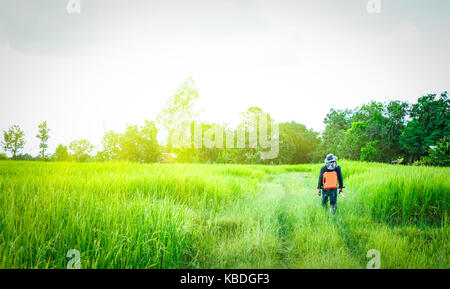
[0,1,449,156]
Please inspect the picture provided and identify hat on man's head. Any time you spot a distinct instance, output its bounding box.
[324,154,338,163]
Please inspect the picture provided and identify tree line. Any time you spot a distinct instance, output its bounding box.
[320,91,449,165]
[1,78,448,166]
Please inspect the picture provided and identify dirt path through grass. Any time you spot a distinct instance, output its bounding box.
[255,172,358,268]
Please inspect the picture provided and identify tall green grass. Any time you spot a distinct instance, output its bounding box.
[0,161,263,268]
[288,160,449,225]
[347,164,449,225]
[0,160,448,268]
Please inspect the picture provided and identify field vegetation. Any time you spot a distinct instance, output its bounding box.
[0,160,447,268]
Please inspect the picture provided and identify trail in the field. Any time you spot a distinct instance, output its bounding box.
[212,170,445,268]
[255,171,448,269]
[258,172,364,268]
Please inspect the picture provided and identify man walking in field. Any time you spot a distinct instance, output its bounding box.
[317,154,344,214]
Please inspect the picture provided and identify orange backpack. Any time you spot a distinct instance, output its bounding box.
[323,171,338,190]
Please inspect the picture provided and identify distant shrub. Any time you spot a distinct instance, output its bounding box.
[15,153,34,161]
[0,153,8,160]
[419,137,450,167]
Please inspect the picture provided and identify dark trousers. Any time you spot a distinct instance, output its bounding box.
[321,189,337,207]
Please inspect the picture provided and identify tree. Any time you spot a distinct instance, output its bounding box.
[237,107,276,164]
[157,77,200,151]
[2,125,25,160]
[119,121,160,162]
[15,153,34,161]
[69,139,93,162]
[322,109,354,159]
[381,101,409,160]
[277,121,321,164]
[98,130,121,161]
[120,125,140,161]
[53,144,70,162]
[324,101,409,162]
[140,120,160,162]
[36,121,50,161]
[400,92,450,163]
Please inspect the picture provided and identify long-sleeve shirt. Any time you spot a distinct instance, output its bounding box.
[317,165,343,189]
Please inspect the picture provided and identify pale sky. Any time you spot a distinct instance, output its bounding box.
[0,0,449,156]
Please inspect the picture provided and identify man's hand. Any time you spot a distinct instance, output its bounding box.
[339,188,343,194]
[318,189,321,196]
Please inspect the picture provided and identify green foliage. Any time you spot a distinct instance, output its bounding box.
[419,137,450,167]
[14,153,34,161]
[321,95,448,165]
[119,120,160,162]
[322,109,353,158]
[360,141,380,161]
[36,121,50,160]
[400,92,450,163]
[52,144,71,162]
[3,90,449,166]
[346,101,409,162]
[1,124,25,159]
[69,139,93,162]
[97,130,121,161]
[276,121,320,164]
[0,153,7,160]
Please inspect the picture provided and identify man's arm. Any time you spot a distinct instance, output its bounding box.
[337,166,344,189]
[317,166,324,189]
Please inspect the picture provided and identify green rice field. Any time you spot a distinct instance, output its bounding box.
[0,160,448,268]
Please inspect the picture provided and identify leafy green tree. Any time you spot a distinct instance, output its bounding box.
[120,125,143,162]
[277,121,320,164]
[36,121,50,161]
[99,130,121,161]
[322,109,354,158]
[119,121,160,162]
[276,130,296,164]
[381,101,410,160]
[140,120,160,162]
[2,125,25,160]
[69,139,93,162]
[53,144,70,162]
[401,92,450,163]
[0,153,8,160]
[336,101,409,162]
[157,77,200,151]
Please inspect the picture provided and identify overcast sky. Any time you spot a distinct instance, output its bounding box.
[0,0,449,156]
